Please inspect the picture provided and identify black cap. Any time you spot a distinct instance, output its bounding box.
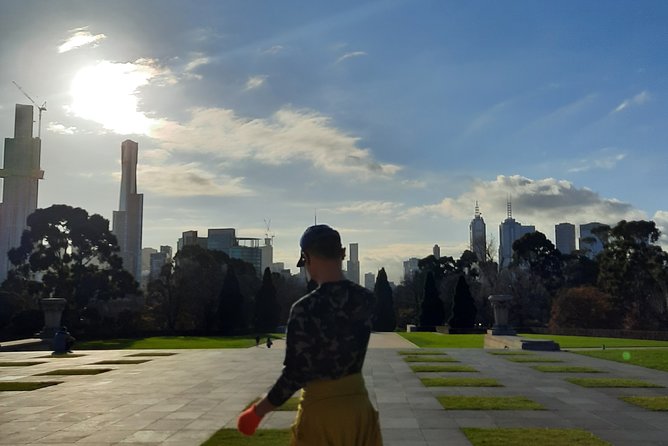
[296,224,342,267]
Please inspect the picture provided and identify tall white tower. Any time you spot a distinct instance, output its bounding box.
[0,105,44,281]
[469,201,487,262]
[112,140,143,280]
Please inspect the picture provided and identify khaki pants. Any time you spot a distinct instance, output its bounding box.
[290,373,383,446]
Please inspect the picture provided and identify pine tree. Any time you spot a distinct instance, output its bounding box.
[419,272,445,326]
[373,268,396,331]
[254,268,280,332]
[449,275,477,329]
[217,265,245,334]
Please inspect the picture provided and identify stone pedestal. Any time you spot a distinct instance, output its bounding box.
[487,294,516,336]
[39,298,67,339]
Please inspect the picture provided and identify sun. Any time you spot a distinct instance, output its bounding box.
[69,60,158,135]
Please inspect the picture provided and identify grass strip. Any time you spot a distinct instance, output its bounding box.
[620,396,668,411]
[125,352,177,357]
[397,350,447,356]
[520,334,668,349]
[462,427,611,446]
[438,396,544,410]
[532,366,603,373]
[403,355,458,363]
[0,381,62,391]
[36,368,112,376]
[411,365,478,373]
[94,359,150,365]
[398,333,483,348]
[566,377,663,388]
[574,349,668,373]
[0,362,46,367]
[505,357,564,363]
[201,428,291,446]
[421,377,502,387]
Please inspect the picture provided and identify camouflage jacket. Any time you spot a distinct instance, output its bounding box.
[266,280,375,407]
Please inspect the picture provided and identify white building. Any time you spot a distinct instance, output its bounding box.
[498,201,535,268]
[469,201,487,262]
[555,223,576,255]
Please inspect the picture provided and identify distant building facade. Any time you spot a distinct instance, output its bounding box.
[555,223,576,255]
[469,202,487,262]
[260,237,273,274]
[579,222,606,258]
[177,228,263,274]
[346,243,360,285]
[364,272,375,290]
[112,140,143,280]
[0,105,44,282]
[403,257,420,281]
[498,201,535,269]
[432,244,441,259]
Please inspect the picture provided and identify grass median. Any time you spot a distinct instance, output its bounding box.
[574,349,668,372]
[438,396,543,410]
[421,377,502,387]
[620,396,668,411]
[566,377,663,388]
[411,365,477,373]
[202,428,291,446]
[462,428,611,446]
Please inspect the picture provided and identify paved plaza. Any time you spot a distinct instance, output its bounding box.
[1,334,668,445]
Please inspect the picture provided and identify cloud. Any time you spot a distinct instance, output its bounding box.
[47,122,78,135]
[613,90,651,113]
[262,45,284,55]
[567,151,627,173]
[183,54,210,80]
[153,107,401,178]
[245,75,268,90]
[58,27,107,53]
[653,210,668,247]
[327,201,403,215]
[403,175,645,237]
[336,51,367,64]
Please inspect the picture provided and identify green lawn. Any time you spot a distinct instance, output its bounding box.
[574,349,668,372]
[462,428,611,446]
[76,335,282,350]
[438,396,544,410]
[0,381,62,391]
[411,365,478,373]
[403,355,459,363]
[36,368,112,376]
[520,334,668,349]
[398,333,484,348]
[421,377,502,387]
[620,396,668,411]
[94,359,150,365]
[566,377,663,388]
[531,366,604,373]
[505,357,564,363]
[0,362,46,367]
[397,350,447,355]
[201,429,291,446]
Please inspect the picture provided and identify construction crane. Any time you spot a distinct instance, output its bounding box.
[264,218,275,245]
[11,81,47,138]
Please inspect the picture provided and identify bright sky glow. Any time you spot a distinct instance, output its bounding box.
[58,27,106,53]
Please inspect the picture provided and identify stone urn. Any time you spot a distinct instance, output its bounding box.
[487,294,516,336]
[39,298,67,339]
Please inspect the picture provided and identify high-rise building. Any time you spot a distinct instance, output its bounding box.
[364,272,375,290]
[498,201,535,268]
[403,257,420,281]
[555,223,576,255]
[0,105,44,282]
[149,251,168,281]
[432,244,441,259]
[159,245,173,260]
[260,237,273,274]
[469,201,487,262]
[177,228,263,274]
[207,228,236,252]
[177,230,207,251]
[346,243,360,285]
[579,222,606,258]
[112,140,143,280]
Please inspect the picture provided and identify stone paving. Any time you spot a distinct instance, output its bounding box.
[0,334,667,445]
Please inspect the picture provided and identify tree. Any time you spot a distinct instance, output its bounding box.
[3,205,139,332]
[419,272,444,326]
[373,268,396,332]
[512,231,563,292]
[218,265,245,334]
[549,286,616,330]
[254,268,280,332]
[449,275,477,329]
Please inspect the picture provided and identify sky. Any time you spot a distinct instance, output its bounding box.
[1,0,667,283]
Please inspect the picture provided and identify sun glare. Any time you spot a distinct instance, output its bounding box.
[69,61,158,135]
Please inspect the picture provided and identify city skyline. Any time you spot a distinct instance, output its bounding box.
[1,1,667,283]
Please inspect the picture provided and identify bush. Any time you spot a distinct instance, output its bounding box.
[549,287,618,330]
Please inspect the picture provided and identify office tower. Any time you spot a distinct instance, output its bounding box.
[403,257,420,281]
[364,272,376,290]
[433,244,441,259]
[207,228,236,253]
[160,245,173,260]
[0,105,44,281]
[260,236,273,273]
[579,222,606,258]
[498,200,535,268]
[112,140,143,280]
[469,201,487,262]
[346,243,360,285]
[149,251,168,281]
[555,223,576,255]
[141,247,157,273]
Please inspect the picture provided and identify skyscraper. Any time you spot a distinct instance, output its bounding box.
[403,257,420,281]
[579,222,606,258]
[469,201,487,262]
[364,272,376,290]
[346,243,360,285]
[555,223,576,255]
[498,201,535,268]
[432,244,441,259]
[0,105,44,282]
[112,140,143,280]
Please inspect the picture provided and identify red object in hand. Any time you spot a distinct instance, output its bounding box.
[237,404,262,436]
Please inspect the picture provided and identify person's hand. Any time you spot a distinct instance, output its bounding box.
[237,404,262,436]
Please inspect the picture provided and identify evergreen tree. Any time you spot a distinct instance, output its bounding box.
[419,272,444,326]
[373,268,396,331]
[254,268,280,332]
[217,265,245,334]
[449,275,477,329]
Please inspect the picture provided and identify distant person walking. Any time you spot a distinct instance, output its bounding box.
[266,337,273,349]
[238,224,382,445]
[255,335,261,347]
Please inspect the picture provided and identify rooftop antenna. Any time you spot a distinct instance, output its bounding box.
[12,81,47,138]
[475,200,480,217]
[507,196,512,219]
[314,209,317,225]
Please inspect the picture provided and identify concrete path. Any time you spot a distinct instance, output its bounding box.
[1,347,667,445]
